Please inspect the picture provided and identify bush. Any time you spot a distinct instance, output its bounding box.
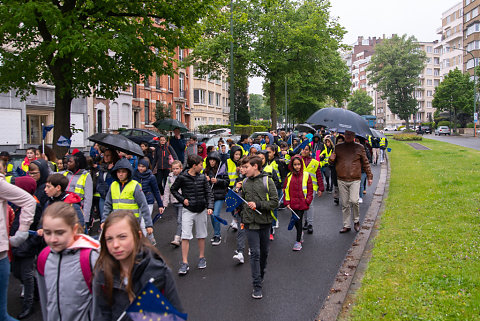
[466,123,475,128]
[437,120,451,127]
[393,133,423,141]
[251,120,271,128]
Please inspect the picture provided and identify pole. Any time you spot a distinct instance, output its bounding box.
[473,57,477,137]
[41,122,45,155]
[229,0,235,135]
[284,76,287,130]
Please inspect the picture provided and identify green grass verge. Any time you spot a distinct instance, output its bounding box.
[348,139,480,321]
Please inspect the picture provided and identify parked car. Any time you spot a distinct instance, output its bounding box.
[119,128,160,145]
[204,134,240,149]
[383,127,397,132]
[416,126,432,135]
[249,132,270,142]
[208,128,231,135]
[435,126,451,136]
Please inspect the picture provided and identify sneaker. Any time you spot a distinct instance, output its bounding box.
[307,224,313,234]
[197,257,207,269]
[248,248,251,256]
[292,242,302,251]
[233,251,244,264]
[358,198,363,204]
[230,220,238,231]
[269,233,274,241]
[252,288,263,299]
[328,189,332,194]
[178,263,189,275]
[302,221,309,230]
[170,235,181,247]
[211,236,221,246]
[147,234,157,246]
[334,198,339,205]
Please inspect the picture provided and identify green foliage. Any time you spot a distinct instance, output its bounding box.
[420,121,435,128]
[155,102,172,121]
[438,120,451,127]
[349,139,480,320]
[466,123,475,128]
[368,35,427,128]
[249,94,270,120]
[432,68,474,132]
[393,133,422,140]
[251,119,271,128]
[0,0,221,153]
[348,90,374,115]
[191,0,349,129]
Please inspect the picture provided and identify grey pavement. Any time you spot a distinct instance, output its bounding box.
[7,164,381,321]
[424,133,480,151]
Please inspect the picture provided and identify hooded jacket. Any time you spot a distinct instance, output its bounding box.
[62,157,93,222]
[262,133,274,148]
[96,162,116,199]
[204,151,229,201]
[132,167,163,206]
[32,159,50,208]
[46,191,85,227]
[37,234,100,321]
[102,159,152,227]
[198,142,207,159]
[154,143,178,170]
[92,247,183,321]
[283,156,313,211]
[240,173,279,229]
[311,133,324,156]
[170,168,214,213]
[163,172,181,207]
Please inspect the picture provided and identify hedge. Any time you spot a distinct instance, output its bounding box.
[393,133,423,141]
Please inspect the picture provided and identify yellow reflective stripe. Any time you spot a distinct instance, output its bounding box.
[303,159,320,191]
[74,172,89,199]
[227,159,238,187]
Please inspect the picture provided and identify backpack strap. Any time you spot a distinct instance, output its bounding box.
[37,246,51,276]
[80,248,93,294]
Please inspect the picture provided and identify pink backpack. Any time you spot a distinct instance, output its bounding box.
[37,246,93,293]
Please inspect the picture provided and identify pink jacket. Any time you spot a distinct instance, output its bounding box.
[0,173,36,253]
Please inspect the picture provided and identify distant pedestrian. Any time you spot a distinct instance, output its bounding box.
[184,135,198,166]
[329,130,373,233]
[170,128,186,164]
[154,136,178,195]
[163,160,184,247]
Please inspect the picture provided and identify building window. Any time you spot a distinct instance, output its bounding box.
[179,72,185,97]
[427,90,433,97]
[156,76,161,89]
[208,91,214,105]
[178,49,184,62]
[434,79,440,87]
[132,83,137,98]
[168,75,172,91]
[426,68,433,75]
[216,93,221,106]
[466,23,480,37]
[176,105,181,121]
[427,79,432,86]
[144,76,149,89]
[426,46,432,53]
[194,89,206,104]
[145,99,150,124]
[434,69,440,76]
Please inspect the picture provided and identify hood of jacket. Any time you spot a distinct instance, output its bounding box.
[31,159,49,186]
[198,142,207,159]
[230,145,243,161]
[207,151,221,163]
[264,133,274,145]
[313,133,322,142]
[67,234,100,251]
[288,155,305,173]
[133,168,153,180]
[111,158,134,182]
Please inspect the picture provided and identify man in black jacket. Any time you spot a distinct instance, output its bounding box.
[171,154,214,275]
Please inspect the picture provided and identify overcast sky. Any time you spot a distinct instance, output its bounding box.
[249,0,461,95]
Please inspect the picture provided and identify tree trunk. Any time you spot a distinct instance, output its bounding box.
[52,88,73,158]
[269,80,277,131]
[405,117,410,130]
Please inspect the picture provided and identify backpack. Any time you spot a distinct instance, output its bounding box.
[37,246,93,293]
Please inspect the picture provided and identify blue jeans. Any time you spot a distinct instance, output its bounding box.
[359,172,367,197]
[0,257,17,321]
[210,200,224,237]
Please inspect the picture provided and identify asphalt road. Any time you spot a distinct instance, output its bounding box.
[424,133,480,151]
[7,164,381,321]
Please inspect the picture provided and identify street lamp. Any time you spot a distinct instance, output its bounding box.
[450,46,477,137]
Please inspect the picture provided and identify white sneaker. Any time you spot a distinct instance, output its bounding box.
[230,220,238,231]
[248,248,251,256]
[358,198,363,204]
[233,251,244,264]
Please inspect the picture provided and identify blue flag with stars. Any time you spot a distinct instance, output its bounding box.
[292,139,310,155]
[42,124,54,139]
[125,281,187,321]
[225,189,243,212]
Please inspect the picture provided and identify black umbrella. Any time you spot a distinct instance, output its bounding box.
[370,128,386,139]
[88,133,144,156]
[306,107,373,138]
[153,118,188,133]
[295,123,316,133]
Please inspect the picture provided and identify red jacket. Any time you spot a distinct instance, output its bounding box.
[283,156,313,211]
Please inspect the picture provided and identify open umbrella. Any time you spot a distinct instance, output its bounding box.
[295,123,316,133]
[306,107,373,138]
[88,133,143,156]
[153,118,188,133]
[370,128,386,139]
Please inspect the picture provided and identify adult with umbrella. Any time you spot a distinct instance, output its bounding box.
[169,127,186,166]
[88,133,144,157]
[153,118,188,133]
[153,136,178,195]
[306,107,373,138]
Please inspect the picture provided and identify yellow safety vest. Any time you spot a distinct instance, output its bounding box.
[236,144,246,156]
[110,180,140,218]
[6,175,13,184]
[269,160,281,181]
[63,171,90,200]
[367,135,372,146]
[380,137,386,147]
[303,159,320,192]
[284,172,310,201]
[21,161,29,173]
[7,163,13,173]
[319,146,333,167]
[227,159,238,187]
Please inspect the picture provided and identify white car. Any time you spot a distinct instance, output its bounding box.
[435,126,451,136]
[383,127,397,131]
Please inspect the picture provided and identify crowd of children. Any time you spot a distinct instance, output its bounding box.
[0,128,378,319]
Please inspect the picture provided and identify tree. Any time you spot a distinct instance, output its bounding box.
[348,90,374,115]
[0,0,220,155]
[249,94,270,119]
[190,0,348,130]
[367,35,426,129]
[432,68,474,133]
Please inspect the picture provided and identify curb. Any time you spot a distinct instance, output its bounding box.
[316,158,390,321]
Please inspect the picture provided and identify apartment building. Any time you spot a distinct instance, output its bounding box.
[435,2,464,77]
[464,0,480,76]
[190,67,230,130]
[132,48,191,131]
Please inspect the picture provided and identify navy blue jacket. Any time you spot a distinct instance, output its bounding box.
[169,136,186,164]
[133,169,163,206]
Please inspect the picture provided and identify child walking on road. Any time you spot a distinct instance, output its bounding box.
[170,155,214,275]
[163,160,184,247]
[283,156,313,251]
[240,156,278,299]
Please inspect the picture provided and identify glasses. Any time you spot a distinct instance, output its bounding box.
[28,171,40,175]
